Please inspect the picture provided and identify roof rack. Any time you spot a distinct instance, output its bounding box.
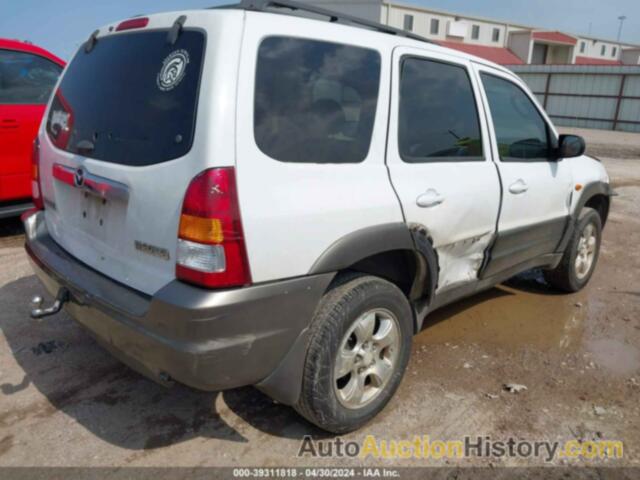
[210,0,435,44]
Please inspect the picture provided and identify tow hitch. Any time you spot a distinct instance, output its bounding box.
[30,288,70,319]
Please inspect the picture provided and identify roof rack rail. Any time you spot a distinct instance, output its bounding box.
[210,0,435,44]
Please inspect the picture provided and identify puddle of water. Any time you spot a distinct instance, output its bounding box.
[416,273,587,351]
[416,270,640,379]
[586,338,640,376]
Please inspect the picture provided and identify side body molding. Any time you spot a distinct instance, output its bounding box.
[309,222,439,327]
[556,181,614,254]
[573,181,613,221]
[308,222,415,274]
[259,223,439,405]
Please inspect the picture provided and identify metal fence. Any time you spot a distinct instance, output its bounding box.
[509,65,640,133]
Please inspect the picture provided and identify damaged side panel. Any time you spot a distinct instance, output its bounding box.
[385,45,503,297]
[435,231,495,291]
[388,157,502,295]
[388,162,502,295]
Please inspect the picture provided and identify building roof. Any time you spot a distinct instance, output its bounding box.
[438,41,524,65]
[575,56,623,66]
[532,31,577,45]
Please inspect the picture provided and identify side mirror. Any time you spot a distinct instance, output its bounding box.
[558,134,586,159]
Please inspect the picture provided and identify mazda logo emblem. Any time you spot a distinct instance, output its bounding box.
[74,168,85,187]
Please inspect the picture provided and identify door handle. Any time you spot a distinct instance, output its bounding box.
[0,118,18,129]
[509,179,529,195]
[416,188,445,208]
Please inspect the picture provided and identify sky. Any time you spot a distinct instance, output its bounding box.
[1,0,638,60]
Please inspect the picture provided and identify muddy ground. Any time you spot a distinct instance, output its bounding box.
[0,128,638,472]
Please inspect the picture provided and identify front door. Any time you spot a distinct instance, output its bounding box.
[473,64,573,277]
[386,47,501,292]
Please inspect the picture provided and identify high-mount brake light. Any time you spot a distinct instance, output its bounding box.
[31,138,44,210]
[176,168,251,289]
[116,18,150,31]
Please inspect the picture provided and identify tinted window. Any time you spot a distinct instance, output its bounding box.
[398,58,483,163]
[46,30,205,166]
[492,28,500,42]
[254,37,381,164]
[471,25,480,40]
[0,50,61,104]
[481,73,551,162]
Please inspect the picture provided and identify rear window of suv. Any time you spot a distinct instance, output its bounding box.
[254,37,381,164]
[46,30,205,166]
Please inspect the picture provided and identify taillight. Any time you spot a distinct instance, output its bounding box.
[46,90,74,150]
[116,17,149,31]
[176,168,251,289]
[31,138,44,210]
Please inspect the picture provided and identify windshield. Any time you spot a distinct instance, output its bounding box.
[46,29,205,166]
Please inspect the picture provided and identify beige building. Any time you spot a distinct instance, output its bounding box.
[300,0,639,65]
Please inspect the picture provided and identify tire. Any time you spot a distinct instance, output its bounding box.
[295,274,413,433]
[544,207,602,293]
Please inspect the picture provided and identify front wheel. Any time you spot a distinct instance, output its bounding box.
[544,207,602,292]
[295,274,413,433]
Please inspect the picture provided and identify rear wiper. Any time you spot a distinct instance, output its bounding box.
[167,15,187,45]
[76,139,95,154]
[85,30,100,53]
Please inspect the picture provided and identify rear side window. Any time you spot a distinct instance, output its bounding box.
[398,58,483,163]
[254,37,381,164]
[0,50,61,105]
[46,30,205,166]
[481,73,551,162]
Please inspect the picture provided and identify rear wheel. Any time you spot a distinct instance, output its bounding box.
[295,274,413,433]
[544,207,602,292]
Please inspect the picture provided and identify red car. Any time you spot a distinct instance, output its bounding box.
[0,39,65,218]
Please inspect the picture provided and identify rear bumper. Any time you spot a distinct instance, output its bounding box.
[23,211,333,396]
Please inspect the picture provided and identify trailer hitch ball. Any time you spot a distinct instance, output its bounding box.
[30,288,70,319]
[31,296,43,309]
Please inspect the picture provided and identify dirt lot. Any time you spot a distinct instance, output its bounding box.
[0,128,638,471]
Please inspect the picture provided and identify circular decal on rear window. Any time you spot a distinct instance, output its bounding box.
[157,49,190,91]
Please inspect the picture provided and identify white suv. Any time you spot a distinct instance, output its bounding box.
[23,0,613,433]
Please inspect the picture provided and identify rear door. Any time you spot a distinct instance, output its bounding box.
[386,47,501,292]
[234,14,403,283]
[0,49,61,201]
[473,65,573,276]
[39,12,245,295]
